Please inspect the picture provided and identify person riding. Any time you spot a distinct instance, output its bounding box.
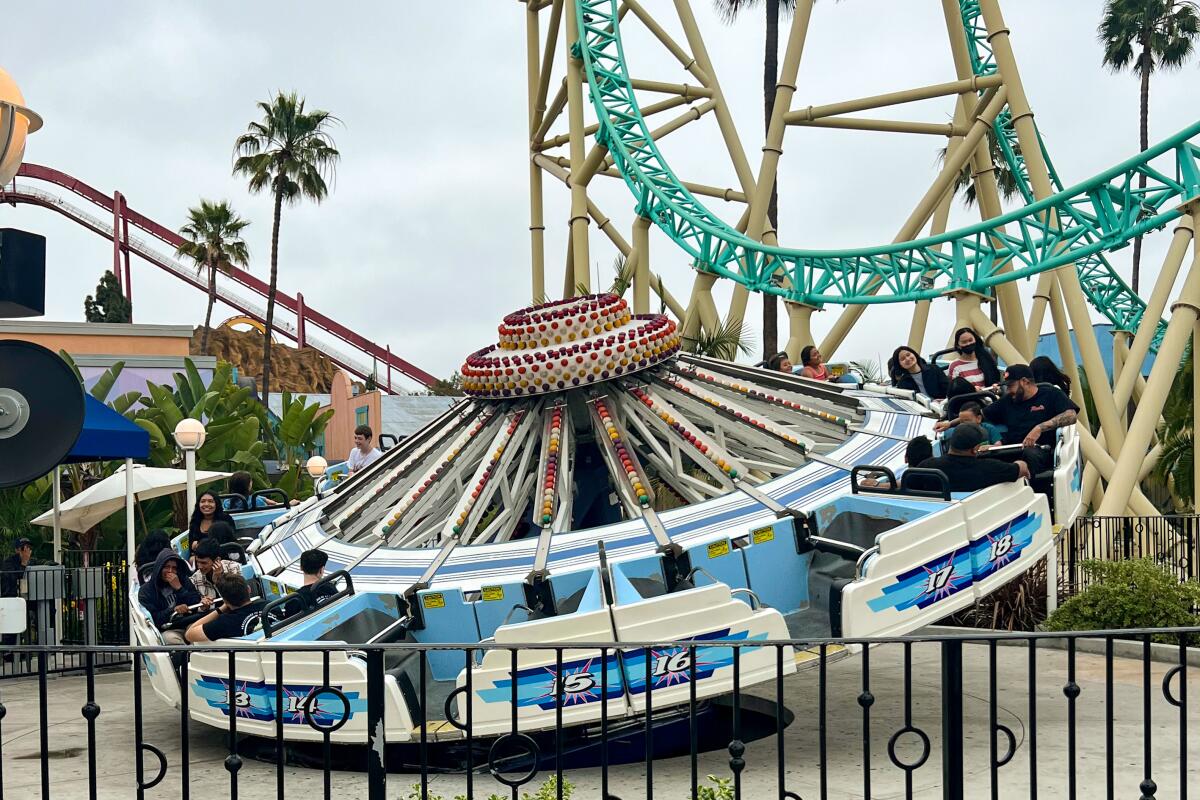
[137,548,201,643]
[946,327,1001,394]
[798,345,830,381]
[916,423,1030,493]
[134,530,172,583]
[185,573,265,643]
[1030,355,1072,394]
[189,537,242,607]
[859,435,932,488]
[347,424,384,475]
[296,549,338,602]
[765,351,792,373]
[187,490,237,552]
[982,363,1078,475]
[933,400,1003,444]
[888,345,950,399]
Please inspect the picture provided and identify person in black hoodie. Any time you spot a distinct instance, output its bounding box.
[888,346,950,399]
[137,548,200,644]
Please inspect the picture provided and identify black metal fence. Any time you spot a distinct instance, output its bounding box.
[1,550,130,679]
[1061,516,1198,595]
[0,630,1195,800]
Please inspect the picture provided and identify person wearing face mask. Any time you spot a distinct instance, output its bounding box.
[798,345,830,381]
[888,346,950,399]
[187,490,237,553]
[946,327,1001,393]
[983,363,1078,475]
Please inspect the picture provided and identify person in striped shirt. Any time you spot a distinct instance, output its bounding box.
[946,327,1001,394]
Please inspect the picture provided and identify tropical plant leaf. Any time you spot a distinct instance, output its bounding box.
[89,361,125,402]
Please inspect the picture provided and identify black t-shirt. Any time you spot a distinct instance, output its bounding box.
[202,600,266,640]
[297,582,338,603]
[983,386,1077,447]
[915,454,1021,493]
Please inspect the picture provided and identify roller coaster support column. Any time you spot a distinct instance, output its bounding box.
[296,292,307,348]
[783,302,816,361]
[739,0,813,334]
[1081,217,1193,506]
[526,1,548,301]
[633,215,651,314]
[1098,206,1200,515]
[820,87,1007,358]
[565,0,591,293]
[1077,427,1159,517]
[672,0,758,326]
[978,0,1126,456]
[941,0,1031,356]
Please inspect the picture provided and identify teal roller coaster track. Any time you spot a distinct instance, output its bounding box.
[574,0,1200,351]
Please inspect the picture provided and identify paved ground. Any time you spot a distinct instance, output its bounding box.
[0,641,1196,799]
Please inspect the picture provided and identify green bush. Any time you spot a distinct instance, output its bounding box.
[1045,559,1200,643]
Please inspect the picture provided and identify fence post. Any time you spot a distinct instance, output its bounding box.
[366,648,386,800]
[941,639,965,800]
[1067,520,1077,595]
[1190,516,1198,582]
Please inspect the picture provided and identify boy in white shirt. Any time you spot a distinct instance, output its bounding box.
[346,424,383,475]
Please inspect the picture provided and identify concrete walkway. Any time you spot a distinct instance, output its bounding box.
[0,641,1195,799]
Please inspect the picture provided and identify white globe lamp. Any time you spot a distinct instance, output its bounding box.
[0,68,43,185]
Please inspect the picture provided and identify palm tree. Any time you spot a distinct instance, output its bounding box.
[1152,340,1194,509]
[1099,0,1200,293]
[714,0,795,359]
[233,92,340,399]
[176,200,250,352]
[937,131,1023,209]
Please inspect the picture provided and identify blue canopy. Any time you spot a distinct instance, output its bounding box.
[64,395,150,463]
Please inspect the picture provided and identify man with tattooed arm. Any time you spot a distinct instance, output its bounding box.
[982,363,1078,478]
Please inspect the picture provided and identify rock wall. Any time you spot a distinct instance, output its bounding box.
[191,326,340,393]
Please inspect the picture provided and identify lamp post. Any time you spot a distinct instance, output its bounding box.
[306,455,328,499]
[173,418,207,513]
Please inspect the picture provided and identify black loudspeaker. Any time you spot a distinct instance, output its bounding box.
[0,228,47,318]
[0,340,84,488]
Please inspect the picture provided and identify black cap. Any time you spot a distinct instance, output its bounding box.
[14,537,32,549]
[949,423,987,451]
[1002,363,1034,385]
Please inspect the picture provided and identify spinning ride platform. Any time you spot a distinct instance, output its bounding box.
[132,295,1080,744]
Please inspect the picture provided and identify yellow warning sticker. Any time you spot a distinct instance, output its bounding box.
[422,593,445,609]
[752,526,775,544]
[481,586,505,602]
[707,540,730,559]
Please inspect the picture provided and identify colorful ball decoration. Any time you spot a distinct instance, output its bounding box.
[594,398,649,507]
[451,411,526,535]
[380,412,495,537]
[460,294,681,399]
[628,386,739,479]
[540,405,565,525]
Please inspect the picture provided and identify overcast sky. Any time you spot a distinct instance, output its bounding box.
[4,1,1198,388]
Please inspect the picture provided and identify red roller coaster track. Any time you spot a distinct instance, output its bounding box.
[1,163,436,389]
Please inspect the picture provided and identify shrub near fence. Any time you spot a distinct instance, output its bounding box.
[1060,516,1198,595]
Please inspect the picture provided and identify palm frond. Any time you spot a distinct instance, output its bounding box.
[684,316,756,361]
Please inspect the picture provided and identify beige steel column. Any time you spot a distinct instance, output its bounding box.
[1195,316,1200,511]
[1114,215,1194,408]
[564,0,591,292]
[1098,224,1200,514]
[633,215,651,314]
[1079,221,1191,504]
[820,88,1007,357]
[783,303,816,361]
[965,300,1023,367]
[978,0,1125,454]
[1045,279,1094,433]
[672,0,759,324]
[1077,428,1159,517]
[526,2,547,300]
[941,0,1030,357]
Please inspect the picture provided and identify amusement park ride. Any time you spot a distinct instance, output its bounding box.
[6,0,1200,750]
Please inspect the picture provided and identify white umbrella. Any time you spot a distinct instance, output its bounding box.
[31,464,231,533]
